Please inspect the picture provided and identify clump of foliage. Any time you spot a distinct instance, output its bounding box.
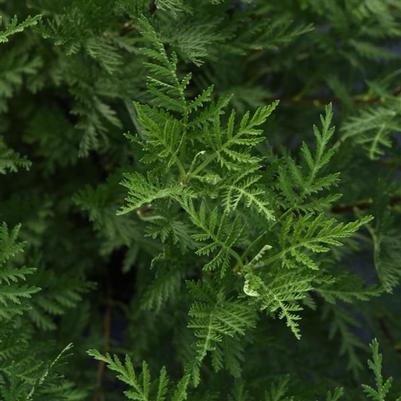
[1,1,401,400]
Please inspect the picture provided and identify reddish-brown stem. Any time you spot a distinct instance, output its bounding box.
[378,318,401,356]
[331,196,401,214]
[93,296,112,401]
[265,87,401,107]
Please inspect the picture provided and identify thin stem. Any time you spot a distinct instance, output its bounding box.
[94,294,112,401]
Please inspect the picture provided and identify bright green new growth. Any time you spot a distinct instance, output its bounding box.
[118,17,375,354]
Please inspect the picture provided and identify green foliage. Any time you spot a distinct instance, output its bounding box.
[323,304,366,375]
[243,267,314,340]
[88,349,190,401]
[183,199,244,274]
[0,223,39,319]
[269,213,372,271]
[342,99,401,160]
[277,104,341,210]
[0,137,31,174]
[187,280,257,384]
[362,339,401,401]
[0,14,41,43]
[367,215,401,293]
[0,223,84,401]
[1,1,401,401]
[119,172,190,215]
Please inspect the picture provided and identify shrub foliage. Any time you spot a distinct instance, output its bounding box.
[1,1,401,400]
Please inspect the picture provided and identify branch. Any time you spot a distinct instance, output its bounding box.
[266,87,401,107]
[378,317,401,356]
[331,196,401,214]
[93,294,112,401]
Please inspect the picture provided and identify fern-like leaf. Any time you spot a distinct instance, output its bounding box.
[266,214,372,271]
[362,339,395,401]
[0,224,39,320]
[0,15,41,44]
[182,199,244,274]
[191,102,279,175]
[277,104,340,211]
[222,167,275,221]
[136,17,189,114]
[0,137,31,174]
[243,269,314,339]
[119,172,190,215]
[342,99,401,160]
[187,281,256,383]
[88,350,189,401]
